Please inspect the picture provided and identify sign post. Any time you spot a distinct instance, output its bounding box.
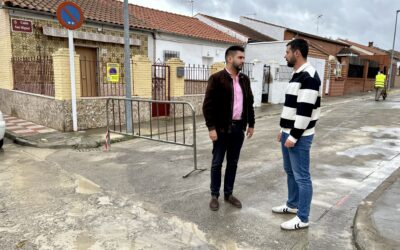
[56,2,84,132]
[123,0,133,134]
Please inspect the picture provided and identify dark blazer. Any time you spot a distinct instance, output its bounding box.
[203,69,255,132]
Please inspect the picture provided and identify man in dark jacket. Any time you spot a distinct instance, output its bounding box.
[203,45,255,211]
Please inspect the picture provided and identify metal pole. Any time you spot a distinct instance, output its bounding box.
[68,30,78,132]
[189,0,194,16]
[124,0,133,134]
[388,10,400,91]
[192,108,197,171]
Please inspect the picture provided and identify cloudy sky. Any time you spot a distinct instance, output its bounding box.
[129,0,400,51]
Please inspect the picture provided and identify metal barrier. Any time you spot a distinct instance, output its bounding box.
[184,64,211,95]
[106,97,206,178]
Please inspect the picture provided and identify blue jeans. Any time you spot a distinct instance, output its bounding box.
[281,132,314,223]
[210,122,245,198]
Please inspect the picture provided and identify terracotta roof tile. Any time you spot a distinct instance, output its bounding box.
[199,14,276,43]
[2,0,242,44]
[129,4,242,44]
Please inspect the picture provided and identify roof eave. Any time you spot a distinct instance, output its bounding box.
[157,29,243,45]
[287,29,348,46]
[2,3,152,32]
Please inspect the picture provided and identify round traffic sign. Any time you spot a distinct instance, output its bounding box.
[56,2,84,30]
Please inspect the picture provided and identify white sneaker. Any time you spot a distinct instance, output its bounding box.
[280,216,309,230]
[272,204,298,214]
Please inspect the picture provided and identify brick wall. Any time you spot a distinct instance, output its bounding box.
[330,79,345,96]
[344,78,366,94]
[167,58,185,97]
[53,49,81,100]
[132,55,152,98]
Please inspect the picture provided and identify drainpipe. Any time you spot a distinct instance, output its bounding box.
[362,60,369,92]
[152,30,156,62]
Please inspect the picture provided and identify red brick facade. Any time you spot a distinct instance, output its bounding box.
[284,31,395,96]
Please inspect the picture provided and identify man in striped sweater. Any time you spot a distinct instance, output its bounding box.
[272,38,321,230]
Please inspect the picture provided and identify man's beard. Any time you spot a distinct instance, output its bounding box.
[286,59,295,68]
[233,62,243,71]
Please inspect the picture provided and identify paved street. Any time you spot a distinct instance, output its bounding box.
[1,92,400,249]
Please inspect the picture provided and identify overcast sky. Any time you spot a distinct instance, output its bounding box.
[130,0,400,51]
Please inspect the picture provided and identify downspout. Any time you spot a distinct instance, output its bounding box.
[152,30,156,62]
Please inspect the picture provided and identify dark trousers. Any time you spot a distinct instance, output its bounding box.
[210,122,245,198]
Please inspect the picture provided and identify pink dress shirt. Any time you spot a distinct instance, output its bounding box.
[225,68,243,120]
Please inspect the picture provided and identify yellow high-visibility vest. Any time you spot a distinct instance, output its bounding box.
[375,73,386,88]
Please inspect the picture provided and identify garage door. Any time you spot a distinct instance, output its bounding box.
[308,57,326,95]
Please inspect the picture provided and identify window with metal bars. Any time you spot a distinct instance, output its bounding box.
[163,50,180,61]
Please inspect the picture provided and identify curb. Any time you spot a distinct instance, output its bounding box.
[5,130,134,149]
[353,167,400,250]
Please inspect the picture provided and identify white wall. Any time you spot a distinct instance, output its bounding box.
[246,41,327,104]
[154,33,228,65]
[147,33,155,61]
[246,41,289,104]
[246,41,288,66]
[308,57,326,95]
[250,62,263,107]
[240,17,285,41]
[195,14,248,43]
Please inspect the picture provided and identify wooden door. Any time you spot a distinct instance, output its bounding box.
[76,47,98,97]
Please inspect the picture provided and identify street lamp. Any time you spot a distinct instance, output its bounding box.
[388,10,400,91]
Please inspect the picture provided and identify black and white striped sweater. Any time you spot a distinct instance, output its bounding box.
[280,62,321,143]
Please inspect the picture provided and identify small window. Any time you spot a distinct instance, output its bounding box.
[367,60,379,79]
[348,57,365,78]
[163,50,180,61]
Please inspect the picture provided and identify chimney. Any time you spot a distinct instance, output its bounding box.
[368,41,374,47]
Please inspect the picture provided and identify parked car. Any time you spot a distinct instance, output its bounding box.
[0,111,5,149]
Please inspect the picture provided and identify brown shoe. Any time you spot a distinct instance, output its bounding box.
[224,195,242,208]
[209,196,219,211]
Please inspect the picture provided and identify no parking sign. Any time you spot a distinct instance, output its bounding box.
[56,2,85,132]
[56,2,84,30]
[107,63,120,83]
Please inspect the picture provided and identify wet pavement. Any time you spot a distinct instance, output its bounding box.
[1,91,400,249]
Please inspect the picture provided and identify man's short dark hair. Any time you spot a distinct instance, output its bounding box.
[287,38,309,59]
[225,45,245,61]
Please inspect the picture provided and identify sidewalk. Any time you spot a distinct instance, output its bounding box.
[4,118,128,149]
[353,167,400,250]
[3,90,387,149]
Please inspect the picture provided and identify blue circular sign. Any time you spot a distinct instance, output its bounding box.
[56,2,84,30]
